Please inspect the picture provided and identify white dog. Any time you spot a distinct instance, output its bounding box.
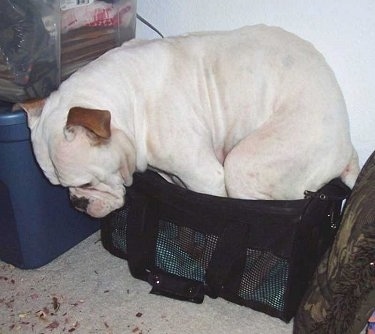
[19,25,359,218]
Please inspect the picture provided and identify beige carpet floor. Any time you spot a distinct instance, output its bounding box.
[0,232,367,334]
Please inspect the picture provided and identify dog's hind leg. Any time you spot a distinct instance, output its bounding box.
[340,149,360,188]
[224,127,299,200]
[223,116,353,200]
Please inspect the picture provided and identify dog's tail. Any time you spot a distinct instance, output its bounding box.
[340,148,360,189]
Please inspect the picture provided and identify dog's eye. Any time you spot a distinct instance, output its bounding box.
[80,182,92,188]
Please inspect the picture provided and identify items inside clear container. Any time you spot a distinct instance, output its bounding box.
[0,0,136,103]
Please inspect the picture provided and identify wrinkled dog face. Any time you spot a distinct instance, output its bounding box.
[19,100,135,218]
[51,126,128,218]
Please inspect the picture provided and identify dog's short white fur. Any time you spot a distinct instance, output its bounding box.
[20,25,359,218]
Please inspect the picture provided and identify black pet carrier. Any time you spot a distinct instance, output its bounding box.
[101,170,350,322]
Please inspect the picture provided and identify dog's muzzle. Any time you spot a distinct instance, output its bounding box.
[70,195,90,212]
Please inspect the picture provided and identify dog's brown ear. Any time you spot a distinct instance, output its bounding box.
[66,107,111,140]
[14,99,46,129]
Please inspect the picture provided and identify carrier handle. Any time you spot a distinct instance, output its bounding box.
[205,220,250,298]
[304,178,351,201]
[148,270,205,304]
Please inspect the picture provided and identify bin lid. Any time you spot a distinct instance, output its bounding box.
[0,102,27,126]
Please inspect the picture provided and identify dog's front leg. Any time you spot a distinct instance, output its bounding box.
[156,148,227,258]
[173,151,227,197]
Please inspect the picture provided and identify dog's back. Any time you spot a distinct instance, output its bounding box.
[36,25,359,202]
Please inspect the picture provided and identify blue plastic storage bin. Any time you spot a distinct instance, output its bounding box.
[0,102,99,269]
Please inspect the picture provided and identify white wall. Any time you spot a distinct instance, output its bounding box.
[136,0,375,167]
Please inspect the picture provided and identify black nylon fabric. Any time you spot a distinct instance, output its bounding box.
[101,170,350,322]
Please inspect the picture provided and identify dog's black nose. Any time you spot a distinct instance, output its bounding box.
[70,195,90,212]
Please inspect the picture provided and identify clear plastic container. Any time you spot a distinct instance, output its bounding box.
[0,0,137,103]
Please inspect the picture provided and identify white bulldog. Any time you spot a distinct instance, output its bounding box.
[19,25,359,218]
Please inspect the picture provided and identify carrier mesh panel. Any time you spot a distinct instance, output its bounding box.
[238,248,289,311]
[111,204,130,254]
[155,220,218,282]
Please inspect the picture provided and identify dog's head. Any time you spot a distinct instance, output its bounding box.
[18,99,136,218]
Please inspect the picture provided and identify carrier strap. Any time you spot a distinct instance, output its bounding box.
[126,194,159,281]
[205,220,250,298]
